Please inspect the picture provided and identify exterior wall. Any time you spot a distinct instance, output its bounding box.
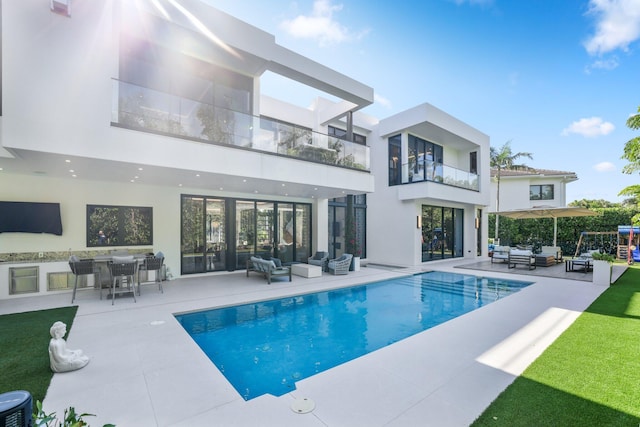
[0,173,323,298]
[490,176,570,212]
[367,104,490,267]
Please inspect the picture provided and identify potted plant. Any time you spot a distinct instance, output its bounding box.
[591,252,615,286]
[344,200,361,271]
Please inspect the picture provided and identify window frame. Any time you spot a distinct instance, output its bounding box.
[529,184,555,201]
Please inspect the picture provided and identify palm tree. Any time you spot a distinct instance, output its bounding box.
[490,141,534,240]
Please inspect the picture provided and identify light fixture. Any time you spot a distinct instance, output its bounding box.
[50,0,71,17]
[417,216,422,229]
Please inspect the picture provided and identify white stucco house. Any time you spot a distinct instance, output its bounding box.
[490,168,578,212]
[0,0,491,299]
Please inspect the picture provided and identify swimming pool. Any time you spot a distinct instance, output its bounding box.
[175,271,532,400]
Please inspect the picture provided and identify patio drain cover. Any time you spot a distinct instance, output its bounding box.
[290,397,315,414]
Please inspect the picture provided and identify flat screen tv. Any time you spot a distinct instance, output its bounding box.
[0,201,63,235]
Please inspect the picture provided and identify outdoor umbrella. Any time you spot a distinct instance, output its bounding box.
[492,206,598,247]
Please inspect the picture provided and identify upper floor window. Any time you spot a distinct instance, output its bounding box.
[388,134,402,186]
[328,126,366,145]
[530,185,554,200]
[408,134,443,183]
[117,35,253,142]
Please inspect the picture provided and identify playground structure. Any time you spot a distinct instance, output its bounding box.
[573,226,640,260]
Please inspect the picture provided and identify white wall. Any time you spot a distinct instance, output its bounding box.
[490,176,569,212]
[0,172,319,298]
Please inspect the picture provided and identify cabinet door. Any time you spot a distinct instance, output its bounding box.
[10,267,39,294]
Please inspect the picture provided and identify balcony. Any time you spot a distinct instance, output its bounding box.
[111,79,370,171]
[392,162,478,191]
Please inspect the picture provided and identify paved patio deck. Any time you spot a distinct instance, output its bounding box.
[1,258,620,426]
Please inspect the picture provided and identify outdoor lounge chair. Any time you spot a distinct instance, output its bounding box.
[328,253,353,275]
[541,246,563,263]
[508,249,536,270]
[491,246,510,264]
[248,256,292,284]
[308,251,329,271]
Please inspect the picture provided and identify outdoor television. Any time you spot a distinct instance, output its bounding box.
[0,201,63,235]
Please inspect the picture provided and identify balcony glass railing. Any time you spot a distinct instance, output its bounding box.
[395,162,478,191]
[111,79,370,171]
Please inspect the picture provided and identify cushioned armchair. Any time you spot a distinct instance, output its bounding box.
[328,253,353,275]
[308,251,329,271]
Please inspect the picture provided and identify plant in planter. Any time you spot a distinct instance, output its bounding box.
[344,197,361,270]
[591,252,615,286]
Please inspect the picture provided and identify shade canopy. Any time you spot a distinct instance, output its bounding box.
[492,206,598,246]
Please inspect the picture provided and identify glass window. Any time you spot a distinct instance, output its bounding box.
[118,34,253,142]
[388,134,402,186]
[530,185,554,200]
[408,135,443,182]
[328,125,366,145]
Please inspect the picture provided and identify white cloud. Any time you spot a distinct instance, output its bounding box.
[593,161,617,172]
[279,0,366,46]
[585,56,619,73]
[584,0,640,55]
[450,0,495,6]
[561,117,615,137]
[374,93,391,109]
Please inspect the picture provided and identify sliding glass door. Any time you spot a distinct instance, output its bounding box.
[421,205,463,261]
[182,195,311,274]
[206,199,226,271]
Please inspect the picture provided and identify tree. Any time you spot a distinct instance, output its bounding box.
[619,105,640,224]
[569,199,618,209]
[490,141,533,240]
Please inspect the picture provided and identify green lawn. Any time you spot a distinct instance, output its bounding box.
[0,306,78,404]
[473,264,640,426]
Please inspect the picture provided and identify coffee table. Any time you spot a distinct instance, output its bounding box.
[291,263,322,278]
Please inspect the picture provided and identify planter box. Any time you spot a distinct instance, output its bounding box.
[592,260,611,286]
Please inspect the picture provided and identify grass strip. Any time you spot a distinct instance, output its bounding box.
[0,306,78,404]
[473,264,640,426]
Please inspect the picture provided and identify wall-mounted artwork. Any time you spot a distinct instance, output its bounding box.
[86,205,152,247]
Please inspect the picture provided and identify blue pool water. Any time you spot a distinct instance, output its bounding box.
[175,271,532,400]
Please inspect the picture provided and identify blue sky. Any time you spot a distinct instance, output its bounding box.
[204,0,640,203]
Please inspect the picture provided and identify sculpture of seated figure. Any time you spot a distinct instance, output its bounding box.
[48,321,89,373]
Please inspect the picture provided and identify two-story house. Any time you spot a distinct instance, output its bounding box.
[490,168,578,212]
[0,0,490,299]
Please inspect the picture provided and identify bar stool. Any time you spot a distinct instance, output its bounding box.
[108,260,137,305]
[137,256,164,295]
[69,259,100,303]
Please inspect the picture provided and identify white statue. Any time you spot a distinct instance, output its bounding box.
[48,321,89,373]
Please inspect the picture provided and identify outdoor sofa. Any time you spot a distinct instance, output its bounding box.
[247,256,292,284]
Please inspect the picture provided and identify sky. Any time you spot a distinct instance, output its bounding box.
[204,0,640,203]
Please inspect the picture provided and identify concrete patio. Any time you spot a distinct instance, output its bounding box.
[1,258,621,426]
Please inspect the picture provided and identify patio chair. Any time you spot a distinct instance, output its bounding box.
[137,255,164,295]
[328,253,353,275]
[308,251,329,271]
[491,246,510,264]
[69,258,100,303]
[108,257,137,305]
